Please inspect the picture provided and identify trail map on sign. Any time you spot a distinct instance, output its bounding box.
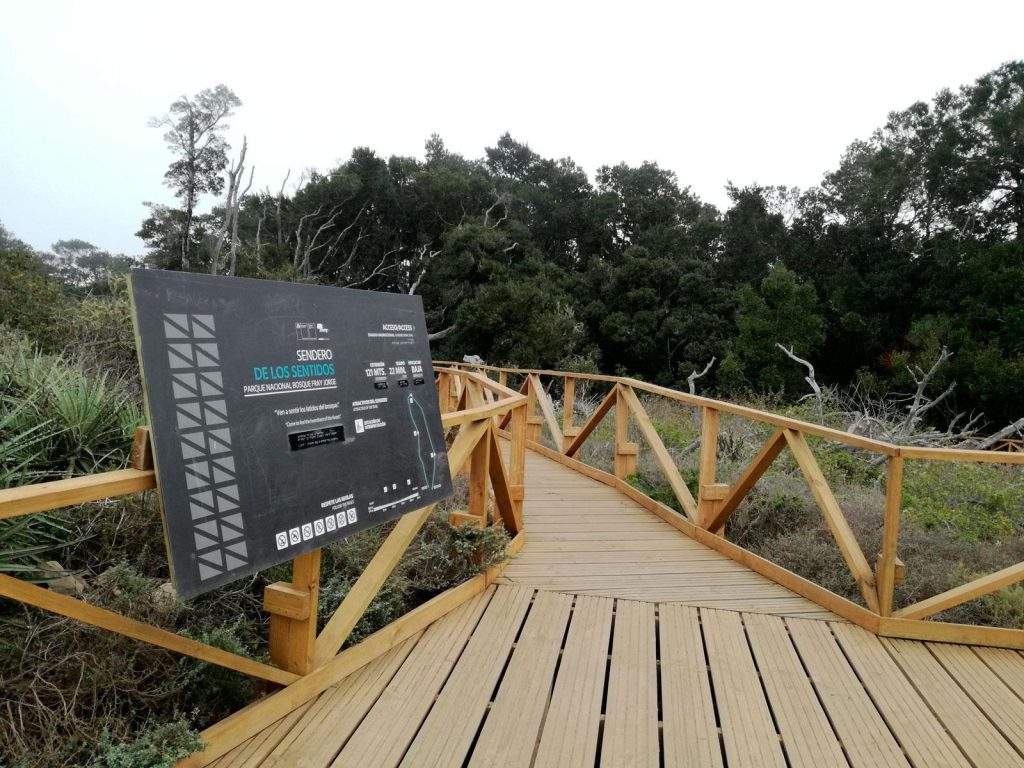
[128,270,453,598]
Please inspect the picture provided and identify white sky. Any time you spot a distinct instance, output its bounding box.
[1,1,1022,255]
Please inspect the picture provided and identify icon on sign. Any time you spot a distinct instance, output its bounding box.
[325,515,337,532]
[336,511,347,528]
[313,519,325,536]
[355,418,365,434]
[295,321,329,341]
[289,527,301,545]
[275,532,289,550]
[347,509,358,524]
[301,523,313,541]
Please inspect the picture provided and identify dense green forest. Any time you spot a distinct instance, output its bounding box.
[4,61,1024,425]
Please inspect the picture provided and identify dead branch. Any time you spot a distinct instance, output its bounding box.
[428,325,456,342]
[210,136,248,274]
[686,357,716,395]
[901,346,954,435]
[777,343,823,423]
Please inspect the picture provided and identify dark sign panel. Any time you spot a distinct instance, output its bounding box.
[128,270,453,598]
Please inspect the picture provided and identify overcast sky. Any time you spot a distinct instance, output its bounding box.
[1,1,1022,255]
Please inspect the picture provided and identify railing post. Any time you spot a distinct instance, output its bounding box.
[508,401,527,521]
[876,454,904,616]
[561,376,579,452]
[525,376,544,443]
[697,407,720,525]
[467,423,491,523]
[265,548,321,675]
[498,370,508,388]
[613,385,639,478]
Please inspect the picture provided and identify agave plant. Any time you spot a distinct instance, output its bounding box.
[0,333,141,578]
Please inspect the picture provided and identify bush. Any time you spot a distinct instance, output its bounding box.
[903,460,1024,542]
[0,333,141,484]
[95,720,201,768]
[58,278,140,391]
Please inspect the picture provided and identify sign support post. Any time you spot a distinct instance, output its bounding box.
[265,549,322,675]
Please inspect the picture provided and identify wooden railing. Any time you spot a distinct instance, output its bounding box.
[0,366,527,766]
[441,361,1024,649]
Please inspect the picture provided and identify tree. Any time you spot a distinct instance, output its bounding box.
[146,85,242,270]
[726,265,826,393]
[44,239,135,293]
[0,222,64,348]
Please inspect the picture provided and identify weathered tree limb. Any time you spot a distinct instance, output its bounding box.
[686,357,716,395]
[777,343,823,422]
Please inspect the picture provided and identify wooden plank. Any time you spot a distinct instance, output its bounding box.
[468,421,491,519]
[900,445,1024,464]
[258,635,419,767]
[565,387,617,457]
[659,604,723,768]
[561,376,577,451]
[619,385,698,520]
[612,386,637,479]
[785,618,908,768]
[742,613,846,768]
[0,572,296,686]
[313,419,487,665]
[882,637,1024,767]
[831,621,970,767]
[523,438,871,628]
[701,608,786,768]
[332,587,493,768]
[895,561,1024,620]
[600,599,658,768]
[877,455,904,616]
[533,595,614,768]
[214,699,318,768]
[268,549,321,675]
[530,374,564,448]
[625,377,899,456]
[181,570,501,767]
[877,616,1024,649]
[437,363,898,453]
[0,468,156,520]
[930,643,1024,755]
[399,585,534,768]
[697,407,720,522]
[971,644,1024,695]
[488,427,522,533]
[469,591,574,768]
[705,430,786,532]
[784,429,879,613]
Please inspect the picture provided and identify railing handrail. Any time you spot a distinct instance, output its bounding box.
[436,361,1024,465]
[442,360,1024,652]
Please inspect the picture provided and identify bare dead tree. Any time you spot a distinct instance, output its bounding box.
[900,346,954,436]
[276,169,290,250]
[227,167,254,276]
[687,357,716,395]
[777,343,823,423]
[209,137,248,274]
[407,244,442,295]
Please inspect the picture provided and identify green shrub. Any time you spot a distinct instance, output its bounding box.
[95,719,201,768]
[0,335,141,483]
[903,460,1024,541]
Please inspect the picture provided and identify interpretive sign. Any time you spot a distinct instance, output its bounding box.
[128,270,452,598]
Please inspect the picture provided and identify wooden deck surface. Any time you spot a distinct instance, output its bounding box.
[497,449,838,619]
[209,447,1024,768]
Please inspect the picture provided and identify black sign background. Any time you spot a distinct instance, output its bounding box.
[129,270,452,598]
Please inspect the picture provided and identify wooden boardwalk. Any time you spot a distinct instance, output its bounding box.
[497,450,838,619]
[210,447,1024,768]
